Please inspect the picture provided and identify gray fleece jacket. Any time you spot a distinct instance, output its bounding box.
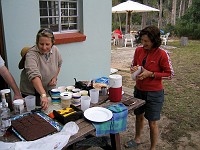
[20,45,62,95]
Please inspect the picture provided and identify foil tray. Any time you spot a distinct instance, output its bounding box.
[11,111,63,141]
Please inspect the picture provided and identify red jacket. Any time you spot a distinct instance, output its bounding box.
[131,46,174,91]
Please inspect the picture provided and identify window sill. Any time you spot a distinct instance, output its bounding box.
[54,32,86,45]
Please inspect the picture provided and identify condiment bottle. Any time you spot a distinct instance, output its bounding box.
[0,93,11,134]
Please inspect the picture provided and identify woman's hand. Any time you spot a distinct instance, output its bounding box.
[130,65,139,74]
[13,93,23,100]
[137,68,153,80]
[40,96,49,110]
[48,77,57,86]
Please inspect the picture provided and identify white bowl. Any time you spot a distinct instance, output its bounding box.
[57,86,66,92]
[66,86,75,91]
[72,88,81,93]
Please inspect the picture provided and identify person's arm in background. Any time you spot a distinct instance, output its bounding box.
[0,66,22,99]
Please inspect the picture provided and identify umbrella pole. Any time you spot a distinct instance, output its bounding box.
[128,11,131,33]
[126,13,128,33]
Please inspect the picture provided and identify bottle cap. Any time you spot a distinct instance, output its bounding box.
[1,89,11,94]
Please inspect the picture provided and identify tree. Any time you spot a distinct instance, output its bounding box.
[175,0,200,39]
[141,0,148,29]
[171,0,177,25]
[158,0,163,28]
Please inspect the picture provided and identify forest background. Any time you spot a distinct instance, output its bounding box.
[112,0,200,39]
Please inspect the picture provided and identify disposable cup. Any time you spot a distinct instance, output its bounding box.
[25,95,36,111]
[89,89,99,104]
[131,66,142,80]
[81,96,91,112]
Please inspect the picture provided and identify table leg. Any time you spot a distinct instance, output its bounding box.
[110,133,121,150]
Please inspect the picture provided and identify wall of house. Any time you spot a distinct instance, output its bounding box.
[1,0,112,90]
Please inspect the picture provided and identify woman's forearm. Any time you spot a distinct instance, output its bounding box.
[31,76,46,95]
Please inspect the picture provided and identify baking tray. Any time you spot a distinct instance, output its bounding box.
[11,111,63,141]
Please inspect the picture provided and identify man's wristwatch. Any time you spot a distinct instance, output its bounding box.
[151,72,155,78]
[40,94,47,98]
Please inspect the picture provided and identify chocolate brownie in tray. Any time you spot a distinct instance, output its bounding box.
[11,113,59,141]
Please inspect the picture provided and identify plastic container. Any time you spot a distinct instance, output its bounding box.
[13,99,24,114]
[109,74,122,88]
[60,92,72,108]
[109,74,122,102]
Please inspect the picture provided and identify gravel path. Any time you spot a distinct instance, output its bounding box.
[111,47,135,71]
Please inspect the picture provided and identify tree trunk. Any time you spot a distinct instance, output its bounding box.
[182,0,186,16]
[141,13,147,29]
[188,0,192,8]
[141,0,148,29]
[178,0,183,18]
[158,0,163,28]
[171,0,177,25]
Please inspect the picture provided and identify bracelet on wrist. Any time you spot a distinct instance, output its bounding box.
[40,94,47,98]
[151,72,155,78]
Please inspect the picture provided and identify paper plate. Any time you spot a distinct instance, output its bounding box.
[84,107,113,122]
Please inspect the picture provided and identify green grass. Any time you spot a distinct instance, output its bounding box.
[162,40,200,147]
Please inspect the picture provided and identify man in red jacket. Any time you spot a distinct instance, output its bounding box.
[125,26,174,150]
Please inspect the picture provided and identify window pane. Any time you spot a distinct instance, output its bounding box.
[39,0,79,33]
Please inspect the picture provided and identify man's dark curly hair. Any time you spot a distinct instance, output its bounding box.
[139,25,161,48]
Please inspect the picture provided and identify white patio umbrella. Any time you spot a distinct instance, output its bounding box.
[112,0,159,33]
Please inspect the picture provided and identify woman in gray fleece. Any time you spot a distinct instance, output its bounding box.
[20,28,62,110]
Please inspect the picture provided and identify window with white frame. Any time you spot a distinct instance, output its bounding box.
[39,0,79,33]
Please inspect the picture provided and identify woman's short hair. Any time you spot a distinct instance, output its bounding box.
[36,28,54,45]
[139,25,161,48]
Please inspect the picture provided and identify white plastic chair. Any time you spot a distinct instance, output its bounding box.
[124,34,135,47]
[161,32,170,45]
[112,33,120,46]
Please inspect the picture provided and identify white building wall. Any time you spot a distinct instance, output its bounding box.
[2,0,112,90]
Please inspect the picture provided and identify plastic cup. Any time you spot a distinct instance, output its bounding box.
[25,95,36,111]
[81,96,91,112]
[89,89,99,104]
